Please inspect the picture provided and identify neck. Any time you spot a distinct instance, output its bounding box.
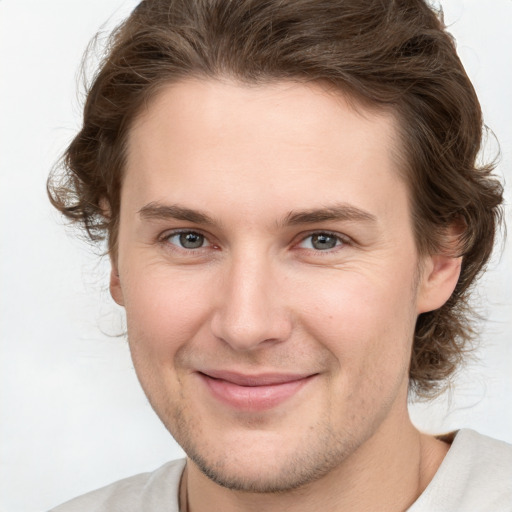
[182,411,449,512]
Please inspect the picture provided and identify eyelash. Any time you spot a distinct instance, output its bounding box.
[158,230,213,252]
[158,230,351,254]
[295,231,349,253]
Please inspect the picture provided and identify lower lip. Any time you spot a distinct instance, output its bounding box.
[199,374,314,411]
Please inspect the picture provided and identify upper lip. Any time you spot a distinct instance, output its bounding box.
[198,370,316,387]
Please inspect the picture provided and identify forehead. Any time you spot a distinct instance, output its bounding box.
[124,78,407,222]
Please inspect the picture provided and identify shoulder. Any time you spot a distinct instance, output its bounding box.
[48,459,186,512]
[409,430,512,512]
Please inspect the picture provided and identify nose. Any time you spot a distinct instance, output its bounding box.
[210,252,293,351]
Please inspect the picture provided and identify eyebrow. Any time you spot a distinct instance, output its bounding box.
[138,202,217,225]
[137,201,377,227]
[282,204,377,226]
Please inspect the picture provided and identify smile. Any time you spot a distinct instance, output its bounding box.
[197,371,317,411]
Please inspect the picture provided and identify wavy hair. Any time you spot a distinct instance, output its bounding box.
[48,0,504,398]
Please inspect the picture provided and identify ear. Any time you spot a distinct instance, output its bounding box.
[416,252,462,314]
[99,197,125,307]
[109,260,125,307]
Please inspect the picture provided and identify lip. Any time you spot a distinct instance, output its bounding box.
[197,370,316,411]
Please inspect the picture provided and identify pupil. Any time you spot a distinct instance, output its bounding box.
[179,232,203,249]
[312,233,337,250]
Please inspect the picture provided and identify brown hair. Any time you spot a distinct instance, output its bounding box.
[48,0,504,398]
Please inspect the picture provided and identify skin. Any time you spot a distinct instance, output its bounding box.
[110,79,461,511]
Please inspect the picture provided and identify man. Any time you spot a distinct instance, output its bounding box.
[48,0,511,510]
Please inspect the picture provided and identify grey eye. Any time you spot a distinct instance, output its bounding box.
[312,233,338,250]
[179,232,205,249]
[300,233,341,251]
[166,231,207,249]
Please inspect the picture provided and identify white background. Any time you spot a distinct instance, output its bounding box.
[1,1,511,511]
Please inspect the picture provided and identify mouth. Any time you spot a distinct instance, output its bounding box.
[197,370,317,411]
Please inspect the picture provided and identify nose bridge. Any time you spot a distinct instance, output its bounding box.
[211,246,291,350]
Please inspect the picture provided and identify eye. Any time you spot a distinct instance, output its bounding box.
[165,231,210,250]
[298,232,344,251]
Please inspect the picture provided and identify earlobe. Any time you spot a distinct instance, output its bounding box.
[109,264,125,306]
[417,254,462,314]
[99,197,111,219]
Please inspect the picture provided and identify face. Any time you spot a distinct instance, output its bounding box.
[112,79,453,492]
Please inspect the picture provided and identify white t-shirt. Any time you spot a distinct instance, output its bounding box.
[49,429,512,512]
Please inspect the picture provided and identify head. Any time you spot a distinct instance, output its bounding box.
[48,0,503,491]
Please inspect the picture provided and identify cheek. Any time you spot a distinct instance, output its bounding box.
[120,267,219,415]
[121,266,216,358]
[294,269,417,377]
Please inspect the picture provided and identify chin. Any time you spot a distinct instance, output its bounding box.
[174,417,358,493]
[188,448,343,493]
